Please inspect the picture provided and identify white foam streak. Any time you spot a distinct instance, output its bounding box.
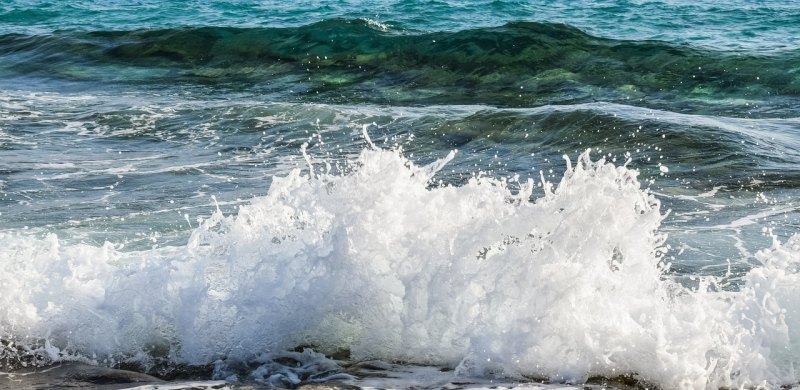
[1,149,800,388]
[709,206,797,230]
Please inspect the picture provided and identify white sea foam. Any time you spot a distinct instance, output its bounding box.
[1,148,799,389]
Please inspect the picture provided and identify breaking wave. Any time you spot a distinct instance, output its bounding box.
[1,146,799,388]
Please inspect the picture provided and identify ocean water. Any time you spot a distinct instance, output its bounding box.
[2,1,800,389]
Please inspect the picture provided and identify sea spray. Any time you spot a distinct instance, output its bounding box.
[0,147,799,388]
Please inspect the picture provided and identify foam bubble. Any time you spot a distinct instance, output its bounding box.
[1,148,799,388]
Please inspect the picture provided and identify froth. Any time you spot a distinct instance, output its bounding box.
[1,148,799,388]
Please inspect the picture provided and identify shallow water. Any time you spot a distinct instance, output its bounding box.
[2,1,800,389]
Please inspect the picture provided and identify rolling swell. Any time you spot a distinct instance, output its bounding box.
[1,20,799,116]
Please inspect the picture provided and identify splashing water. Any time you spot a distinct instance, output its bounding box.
[1,147,799,389]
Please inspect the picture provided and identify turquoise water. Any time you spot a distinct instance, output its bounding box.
[2,1,800,388]
[2,1,800,51]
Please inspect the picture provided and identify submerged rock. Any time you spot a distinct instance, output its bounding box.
[0,362,163,389]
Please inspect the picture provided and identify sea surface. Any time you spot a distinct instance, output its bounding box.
[2,1,800,389]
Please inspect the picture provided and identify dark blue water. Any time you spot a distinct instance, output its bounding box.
[2,1,800,388]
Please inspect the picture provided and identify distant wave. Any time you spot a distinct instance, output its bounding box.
[1,20,798,114]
